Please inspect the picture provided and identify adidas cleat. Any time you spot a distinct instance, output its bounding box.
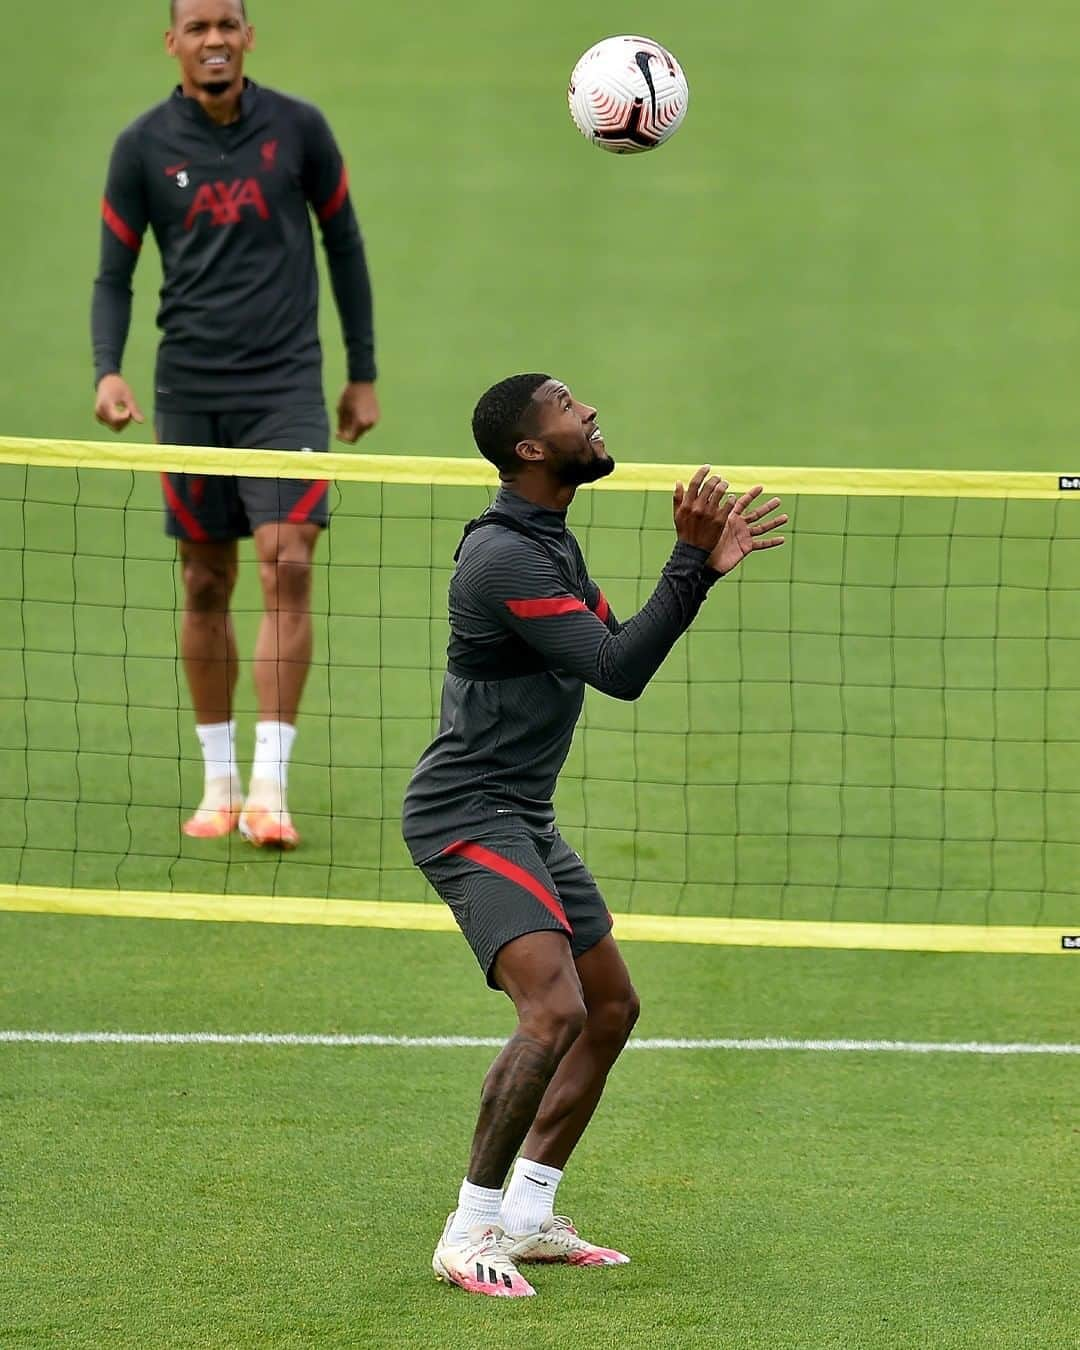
[432,1214,536,1297]
[505,1215,629,1266]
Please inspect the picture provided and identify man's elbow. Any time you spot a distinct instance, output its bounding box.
[595,675,647,702]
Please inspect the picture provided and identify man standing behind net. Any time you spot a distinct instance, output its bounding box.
[91,0,378,848]
[403,374,787,1297]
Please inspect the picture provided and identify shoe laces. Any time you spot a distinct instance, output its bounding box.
[464,1226,520,1273]
[540,1216,584,1249]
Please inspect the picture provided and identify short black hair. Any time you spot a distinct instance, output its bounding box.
[170,0,247,23]
[472,374,551,475]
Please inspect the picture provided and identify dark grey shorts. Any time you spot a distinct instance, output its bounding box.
[420,826,613,988]
[156,407,331,541]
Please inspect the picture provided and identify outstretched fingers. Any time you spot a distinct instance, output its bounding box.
[750,505,787,549]
[675,465,710,511]
[729,484,764,516]
[750,504,787,532]
[731,485,788,550]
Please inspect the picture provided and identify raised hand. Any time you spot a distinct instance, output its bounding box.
[673,466,735,553]
[707,485,787,575]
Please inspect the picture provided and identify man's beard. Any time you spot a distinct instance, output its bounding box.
[556,451,616,486]
[199,78,232,96]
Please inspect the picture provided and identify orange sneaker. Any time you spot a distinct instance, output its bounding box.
[239,779,300,849]
[183,778,242,839]
[238,804,300,850]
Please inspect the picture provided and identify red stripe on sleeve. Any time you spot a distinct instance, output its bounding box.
[287,479,329,523]
[317,165,349,223]
[102,198,141,253]
[441,839,571,933]
[592,590,610,622]
[160,473,208,541]
[505,596,590,619]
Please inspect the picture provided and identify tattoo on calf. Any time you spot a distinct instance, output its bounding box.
[467,1031,560,1189]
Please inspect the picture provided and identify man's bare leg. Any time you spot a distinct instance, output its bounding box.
[433,929,585,1296]
[518,935,640,1169]
[467,931,587,1188]
[497,935,639,1262]
[241,520,320,847]
[178,539,241,835]
[179,539,239,723]
[251,520,320,723]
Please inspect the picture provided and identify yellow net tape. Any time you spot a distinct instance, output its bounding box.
[0,884,1067,954]
[1,436,1076,499]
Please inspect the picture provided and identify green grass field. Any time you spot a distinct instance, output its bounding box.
[2,915,1077,1349]
[1,1,1078,1344]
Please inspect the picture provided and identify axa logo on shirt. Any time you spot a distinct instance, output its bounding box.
[184,178,270,230]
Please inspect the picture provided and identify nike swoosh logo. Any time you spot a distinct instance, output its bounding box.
[524,1176,549,1187]
[635,51,659,120]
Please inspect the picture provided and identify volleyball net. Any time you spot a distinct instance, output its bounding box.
[1,435,1076,954]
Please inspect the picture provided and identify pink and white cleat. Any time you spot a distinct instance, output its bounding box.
[182,778,242,839]
[432,1214,536,1297]
[505,1215,630,1266]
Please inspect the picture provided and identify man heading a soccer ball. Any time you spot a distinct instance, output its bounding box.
[403,375,786,1296]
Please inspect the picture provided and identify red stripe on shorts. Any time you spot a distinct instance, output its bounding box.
[442,839,571,933]
[505,596,589,619]
[160,473,208,541]
[287,479,329,523]
[592,590,610,622]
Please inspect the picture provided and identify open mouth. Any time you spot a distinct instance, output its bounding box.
[201,54,230,67]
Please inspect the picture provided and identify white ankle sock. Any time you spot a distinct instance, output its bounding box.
[195,720,238,789]
[499,1158,563,1236]
[447,1179,505,1243]
[250,721,297,794]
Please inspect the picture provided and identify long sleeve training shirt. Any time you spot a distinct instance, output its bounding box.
[91,81,375,411]
[402,486,721,863]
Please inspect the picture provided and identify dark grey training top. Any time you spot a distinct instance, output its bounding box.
[91,81,375,411]
[402,486,721,863]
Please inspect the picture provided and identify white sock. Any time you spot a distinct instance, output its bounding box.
[195,720,238,789]
[499,1157,563,1236]
[447,1179,505,1244]
[249,720,297,795]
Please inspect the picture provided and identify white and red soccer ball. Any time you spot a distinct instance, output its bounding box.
[568,36,689,154]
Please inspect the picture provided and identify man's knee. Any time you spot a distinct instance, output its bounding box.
[256,531,316,608]
[258,551,312,603]
[586,985,640,1050]
[521,992,588,1062]
[182,558,234,613]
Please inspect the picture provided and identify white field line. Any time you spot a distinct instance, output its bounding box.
[0,1031,1077,1055]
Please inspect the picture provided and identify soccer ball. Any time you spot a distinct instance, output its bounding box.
[568,36,689,154]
